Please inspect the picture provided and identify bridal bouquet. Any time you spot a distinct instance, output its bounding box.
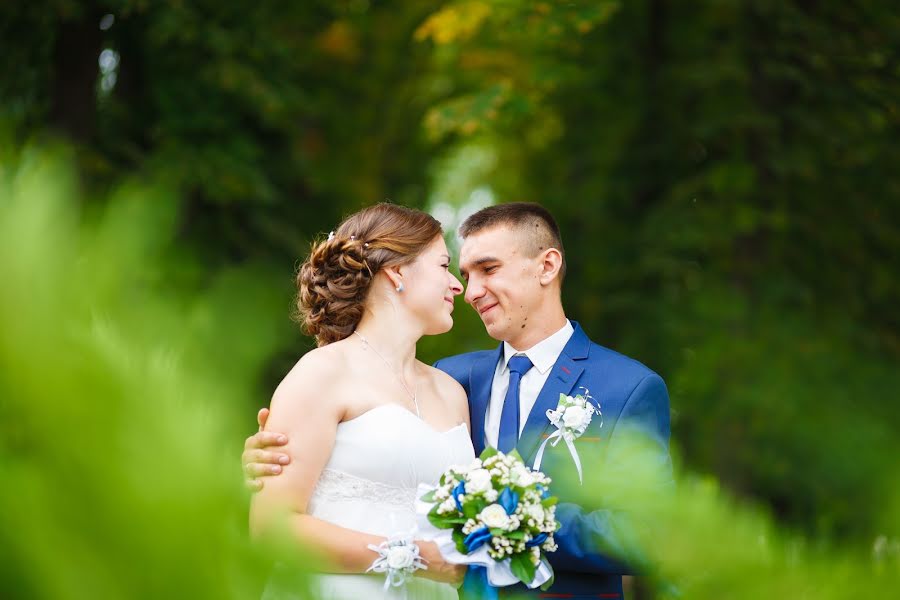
[415,448,559,590]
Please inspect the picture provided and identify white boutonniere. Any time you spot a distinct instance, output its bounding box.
[533,388,602,484]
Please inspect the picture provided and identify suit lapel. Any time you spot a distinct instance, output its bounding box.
[468,345,503,456]
[518,323,592,464]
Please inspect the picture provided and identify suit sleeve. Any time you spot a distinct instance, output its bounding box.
[551,373,673,575]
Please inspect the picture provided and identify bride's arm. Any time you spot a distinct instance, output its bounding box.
[249,353,464,584]
[249,353,382,573]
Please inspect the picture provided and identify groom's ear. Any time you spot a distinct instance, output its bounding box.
[538,248,563,287]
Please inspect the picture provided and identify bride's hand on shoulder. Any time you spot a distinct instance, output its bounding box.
[242,407,291,492]
[416,540,466,586]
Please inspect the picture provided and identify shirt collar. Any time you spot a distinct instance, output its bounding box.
[502,319,574,375]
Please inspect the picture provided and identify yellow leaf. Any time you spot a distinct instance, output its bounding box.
[415,2,492,45]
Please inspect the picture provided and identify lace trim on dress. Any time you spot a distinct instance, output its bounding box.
[310,468,417,510]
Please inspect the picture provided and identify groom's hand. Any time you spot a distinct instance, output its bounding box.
[242,407,291,492]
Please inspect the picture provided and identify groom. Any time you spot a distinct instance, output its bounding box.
[244,203,671,598]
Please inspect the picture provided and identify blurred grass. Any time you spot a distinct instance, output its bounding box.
[1,147,897,598]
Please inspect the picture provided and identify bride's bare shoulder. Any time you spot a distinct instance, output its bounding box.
[421,363,468,413]
[271,342,351,410]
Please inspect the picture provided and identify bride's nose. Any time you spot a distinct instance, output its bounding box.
[449,274,463,296]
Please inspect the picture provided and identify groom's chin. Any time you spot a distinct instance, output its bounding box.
[482,322,506,342]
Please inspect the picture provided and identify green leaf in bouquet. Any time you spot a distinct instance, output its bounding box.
[428,505,466,529]
[428,512,466,529]
[479,446,499,460]
[507,448,524,463]
[506,529,526,540]
[452,528,468,555]
[420,489,437,503]
[541,496,558,507]
[509,551,536,586]
[427,511,450,529]
[463,497,488,519]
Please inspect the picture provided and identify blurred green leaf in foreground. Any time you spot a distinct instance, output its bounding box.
[0,145,306,599]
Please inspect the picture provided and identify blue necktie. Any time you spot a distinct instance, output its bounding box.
[497,355,533,453]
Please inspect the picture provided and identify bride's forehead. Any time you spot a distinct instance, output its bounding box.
[416,235,447,255]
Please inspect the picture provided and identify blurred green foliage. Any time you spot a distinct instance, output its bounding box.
[0,147,298,597]
[2,0,899,597]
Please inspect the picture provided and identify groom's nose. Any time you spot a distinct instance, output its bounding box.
[464,277,484,305]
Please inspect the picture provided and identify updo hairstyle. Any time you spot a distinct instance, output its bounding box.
[296,203,443,346]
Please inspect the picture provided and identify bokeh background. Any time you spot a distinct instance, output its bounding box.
[2,1,898,598]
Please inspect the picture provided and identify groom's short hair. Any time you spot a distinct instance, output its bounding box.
[458,202,566,282]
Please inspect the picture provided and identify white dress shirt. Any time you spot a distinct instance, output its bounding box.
[483,320,574,449]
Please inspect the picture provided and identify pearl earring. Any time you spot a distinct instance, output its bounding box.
[396,282,404,293]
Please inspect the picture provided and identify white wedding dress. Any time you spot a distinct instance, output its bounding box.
[262,403,475,600]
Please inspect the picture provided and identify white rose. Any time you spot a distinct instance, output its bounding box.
[525,503,545,522]
[386,545,416,570]
[510,465,535,487]
[479,504,511,530]
[562,405,591,430]
[466,468,493,494]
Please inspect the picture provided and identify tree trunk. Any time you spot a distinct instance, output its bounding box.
[49,7,104,143]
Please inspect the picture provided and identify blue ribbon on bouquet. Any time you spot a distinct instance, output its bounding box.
[460,486,528,598]
[498,487,518,516]
[462,565,498,600]
[452,480,467,511]
[464,526,491,552]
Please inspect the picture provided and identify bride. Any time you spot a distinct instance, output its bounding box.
[250,203,474,599]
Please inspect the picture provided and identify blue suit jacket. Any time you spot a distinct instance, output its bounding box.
[434,322,671,599]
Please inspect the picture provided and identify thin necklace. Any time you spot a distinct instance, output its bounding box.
[353,330,420,418]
